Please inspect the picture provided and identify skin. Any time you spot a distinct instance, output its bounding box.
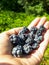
[0,17,49,65]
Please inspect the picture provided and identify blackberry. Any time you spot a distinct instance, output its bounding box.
[36,30,42,36]
[30,26,38,34]
[23,44,32,54]
[18,37,25,46]
[25,36,33,45]
[29,32,35,39]
[39,25,46,32]
[9,34,25,46]
[12,45,23,57]
[34,35,43,44]
[38,36,43,41]
[19,34,28,41]
[18,27,29,34]
[32,42,39,49]
[9,34,19,46]
[36,25,46,36]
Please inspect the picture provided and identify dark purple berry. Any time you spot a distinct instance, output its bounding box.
[25,37,33,45]
[36,30,42,36]
[36,25,46,36]
[12,45,23,57]
[9,34,25,46]
[9,34,19,46]
[18,27,29,34]
[29,32,35,39]
[32,42,39,49]
[30,26,38,34]
[19,34,28,41]
[34,35,43,44]
[23,44,32,54]
[39,25,46,32]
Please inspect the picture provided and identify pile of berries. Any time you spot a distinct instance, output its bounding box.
[9,25,46,57]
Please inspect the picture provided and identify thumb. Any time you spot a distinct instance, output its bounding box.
[5,27,23,36]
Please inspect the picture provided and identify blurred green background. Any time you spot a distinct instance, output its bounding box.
[0,0,49,65]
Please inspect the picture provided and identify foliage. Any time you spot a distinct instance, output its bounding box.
[0,0,23,12]
[42,0,49,13]
[0,0,49,15]
[28,3,44,15]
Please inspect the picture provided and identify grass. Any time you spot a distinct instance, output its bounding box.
[0,10,49,65]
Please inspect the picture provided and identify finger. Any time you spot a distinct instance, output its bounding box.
[36,22,49,55]
[37,17,47,28]
[30,34,49,64]
[36,21,49,54]
[28,17,40,29]
[31,39,49,62]
[31,22,49,61]
[5,27,23,36]
[36,33,49,58]
[44,21,49,29]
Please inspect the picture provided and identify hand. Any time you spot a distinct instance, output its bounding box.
[0,17,49,65]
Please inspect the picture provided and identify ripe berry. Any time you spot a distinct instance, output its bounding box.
[30,26,38,34]
[12,45,23,57]
[9,34,25,46]
[23,44,32,54]
[19,27,29,34]
[25,37,33,45]
[32,42,39,49]
[39,25,46,32]
[9,34,19,46]
[36,25,46,36]
[36,30,42,36]
[29,32,35,39]
[19,34,28,41]
[34,35,43,44]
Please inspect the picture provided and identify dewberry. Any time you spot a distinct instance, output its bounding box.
[18,27,29,34]
[19,34,28,41]
[29,32,35,39]
[12,45,23,57]
[34,35,43,44]
[9,34,19,46]
[25,37,33,45]
[9,34,25,46]
[23,44,32,54]
[36,30,42,36]
[32,42,39,49]
[39,25,46,32]
[30,26,38,34]
[36,25,46,36]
